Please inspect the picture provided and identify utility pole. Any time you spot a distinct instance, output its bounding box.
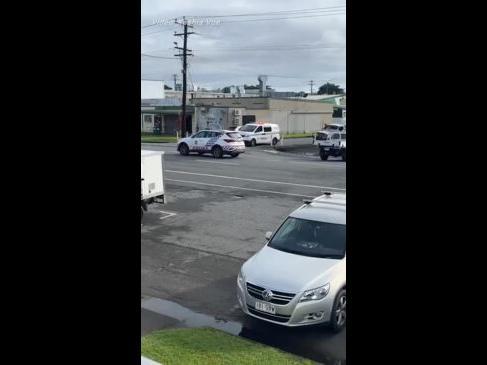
[308,80,314,95]
[174,17,194,136]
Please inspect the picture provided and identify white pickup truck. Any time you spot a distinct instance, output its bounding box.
[141,150,165,220]
[314,125,346,161]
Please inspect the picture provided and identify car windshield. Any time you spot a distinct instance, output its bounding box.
[239,124,256,132]
[268,217,345,259]
[316,132,329,140]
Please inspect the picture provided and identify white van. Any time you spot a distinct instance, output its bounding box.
[141,150,165,220]
[238,123,281,147]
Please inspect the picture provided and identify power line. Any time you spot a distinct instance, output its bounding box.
[145,42,344,53]
[221,12,345,23]
[145,48,343,56]
[141,28,177,37]
[186,5,345,18]
[200,45,345,51]
[141,18,176,29]
[141,5,345,28]
[141,6,345,31]
[144,44,345,56]
[141,53,178,59]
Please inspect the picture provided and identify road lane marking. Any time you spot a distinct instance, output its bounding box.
[159,210,177,220]
[166,179,317,198]
[195,159,240,166]
[165,170,346,191]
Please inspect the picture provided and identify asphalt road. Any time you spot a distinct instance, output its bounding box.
[141,142,346,364]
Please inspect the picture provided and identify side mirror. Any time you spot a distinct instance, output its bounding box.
[265,231,273,240]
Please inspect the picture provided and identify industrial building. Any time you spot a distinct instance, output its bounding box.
[140,77,342,135]
[192,96,333,134]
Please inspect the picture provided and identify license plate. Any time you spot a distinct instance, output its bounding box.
[255,301,276,314]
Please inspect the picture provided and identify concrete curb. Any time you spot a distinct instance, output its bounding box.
[141,356,162,365]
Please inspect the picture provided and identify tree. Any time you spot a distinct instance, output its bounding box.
[317,82,344,95]
[164,85,172,90]
[221,86,231,93]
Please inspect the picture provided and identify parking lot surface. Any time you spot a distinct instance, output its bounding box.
[141,142,346,364]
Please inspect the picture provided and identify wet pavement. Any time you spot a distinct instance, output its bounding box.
[142,297,345,365]
[141,144,346,364]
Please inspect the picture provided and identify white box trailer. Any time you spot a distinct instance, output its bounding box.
[141,150,165,219]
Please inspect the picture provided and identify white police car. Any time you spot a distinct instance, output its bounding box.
[177,130,245,158]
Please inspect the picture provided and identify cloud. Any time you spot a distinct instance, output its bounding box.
[141,0,346,91]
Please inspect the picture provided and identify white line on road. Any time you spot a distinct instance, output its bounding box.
[166,170,346,191]
[195,159,240,166]
[159,210,177,220]
[166,179,317,198]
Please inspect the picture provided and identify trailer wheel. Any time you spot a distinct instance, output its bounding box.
[320,149,329,160]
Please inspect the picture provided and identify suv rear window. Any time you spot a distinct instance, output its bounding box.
[226,132,241,139]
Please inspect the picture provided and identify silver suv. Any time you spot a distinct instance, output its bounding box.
[237,193,346,331]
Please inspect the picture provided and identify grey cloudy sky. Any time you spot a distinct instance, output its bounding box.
[141,0,346,92]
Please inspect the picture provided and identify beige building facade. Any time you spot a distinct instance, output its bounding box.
[192,97,333,134]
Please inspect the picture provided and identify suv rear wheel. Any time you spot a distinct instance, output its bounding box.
[212,145,223,158]
[272,137,278,146]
